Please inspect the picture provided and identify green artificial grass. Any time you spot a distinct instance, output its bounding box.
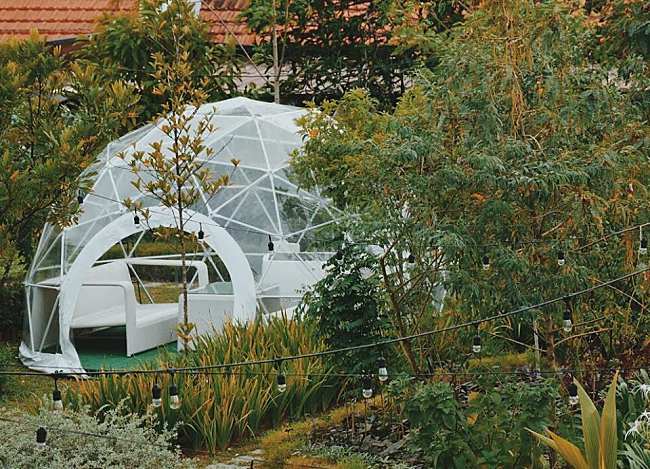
[74,327,177,370]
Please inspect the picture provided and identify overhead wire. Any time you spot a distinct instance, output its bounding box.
[2,266,648,378]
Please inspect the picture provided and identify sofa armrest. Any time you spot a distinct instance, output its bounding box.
[80,281,138,330]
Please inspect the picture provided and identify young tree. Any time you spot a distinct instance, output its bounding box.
[292,0,650,372]
[0,34,138,333]
[121,13,233,349]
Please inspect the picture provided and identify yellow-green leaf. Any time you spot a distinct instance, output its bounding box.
[599,371,619,469]
[576,378,600,469]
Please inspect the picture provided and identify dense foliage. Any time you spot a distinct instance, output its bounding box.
[0,35,139,331]
[69,316,339,452]
[79,0,240,122]
[298,244,390,374]
[292,0,650,374]
[391,375,559,467]
[0,404,193,468]
[243,0,466,106]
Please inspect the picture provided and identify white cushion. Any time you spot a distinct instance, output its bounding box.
[70,303,177,329]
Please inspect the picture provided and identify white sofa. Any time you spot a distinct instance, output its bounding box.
[71,259,208,356]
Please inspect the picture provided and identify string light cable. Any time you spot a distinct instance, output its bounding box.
[2,266,648,379]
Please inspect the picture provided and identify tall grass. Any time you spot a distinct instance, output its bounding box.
[67,316,340,453]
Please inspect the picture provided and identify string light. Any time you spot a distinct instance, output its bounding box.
[76,190,84,205]
[168,369,181,410]
[567,382,579,406]
[557,250,565,266]
[335,250,343,261]
[198,223,204,240]
[151,381,162,408]
[267,235,274,252]
[52,371,63,412]
[563,302,573,333]
[472,330,482,354]
[407,253,415,264]
[641,239,648,256]
[481,255,490,271]
[1,268,647,380]
[277,373,287,393]
[36,427,47,449]
[377,357,388,383]
[362,374,373,399]
[133,213,140,227]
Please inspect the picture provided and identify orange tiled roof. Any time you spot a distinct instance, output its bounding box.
[0,0,257,46]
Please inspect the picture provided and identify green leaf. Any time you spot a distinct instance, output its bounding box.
[599,371,619,469]
[576,378,600,469]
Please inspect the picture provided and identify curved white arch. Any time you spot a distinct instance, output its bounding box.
[27,207,257,372]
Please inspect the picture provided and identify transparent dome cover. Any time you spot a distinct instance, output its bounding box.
[22,97,342,373]
[27,97,341,284]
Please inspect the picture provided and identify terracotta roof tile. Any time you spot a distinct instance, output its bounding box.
[0,0,257,45]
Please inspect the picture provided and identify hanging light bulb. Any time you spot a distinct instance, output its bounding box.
[36,427,47,449]
[563,305,573,333]
[168,383,181,410]
[567,382,579,406]
[640,238,648,256]
[151,382,162,408]
[377,357,388,383]
[407,253,415,264]
[198,223,204,240]
[76,190,84,205]
[277,373,287,393]
[557,250,565,266]
[362,375,373,399]
[52,371,63,412]
[472,332,482,354]
[481,255,490,271]
[52,388,63,412]
[133,214,140,227]
[267,235,274,251]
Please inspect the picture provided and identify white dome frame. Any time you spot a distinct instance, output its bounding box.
[21,97,342,373]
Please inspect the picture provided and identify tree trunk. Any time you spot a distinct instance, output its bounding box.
[379,256,419,374]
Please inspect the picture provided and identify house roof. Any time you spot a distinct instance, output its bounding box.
[0,0,256,46]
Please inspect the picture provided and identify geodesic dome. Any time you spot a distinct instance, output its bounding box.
[22,97,342,372]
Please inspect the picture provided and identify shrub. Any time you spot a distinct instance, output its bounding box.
[0,403,194,468]
[391,374,557,468]
[298,244,391,375]
[69,316,340,453]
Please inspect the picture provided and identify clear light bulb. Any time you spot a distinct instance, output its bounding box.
[52,389,63,412]
[362,375,373,399]
[568,383,578,406]
[563,309,573,333]
[151,383,162,408]
[169,384,181,410]
[377,357,388,383]
[36,427,47,449]
[472,334,482,354]
[277,374,287,393]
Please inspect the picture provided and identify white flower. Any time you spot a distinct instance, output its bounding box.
[626,420,641,440]
[633,384,650,402]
